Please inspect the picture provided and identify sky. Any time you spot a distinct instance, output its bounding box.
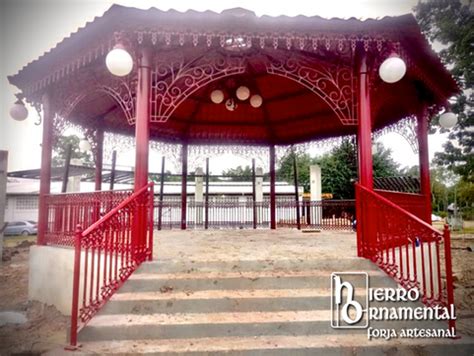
[0,0,451,174]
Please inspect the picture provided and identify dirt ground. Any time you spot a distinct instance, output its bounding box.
[0,230,473,355]
[447,235,474,336]
[0,240,68,355]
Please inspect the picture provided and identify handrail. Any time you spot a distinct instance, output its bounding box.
[68,182,154,348]
[359,184,435,232]
[356,183,455,333]
[43,189,134,246]
[45,187,132,197]
[82,182,153,236]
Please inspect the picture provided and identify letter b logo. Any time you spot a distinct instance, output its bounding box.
[331,272,368,328]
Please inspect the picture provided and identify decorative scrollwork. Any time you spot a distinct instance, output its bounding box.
[275,135,356,161]
[373,115,419,153]
[187,145,270,172]
[150,51,246,122]
[55,75,137,125]
[265,51,358,125]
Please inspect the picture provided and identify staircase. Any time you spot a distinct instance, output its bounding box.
[74,257,474,355]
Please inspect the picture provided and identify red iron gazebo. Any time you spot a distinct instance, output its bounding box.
[8,5,458,346]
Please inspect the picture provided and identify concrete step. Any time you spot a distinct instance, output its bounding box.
[102,289,422,314]
[65,334,474,356]
[137,258,380,274]
[77,310,449,342]
[119,270,395,293]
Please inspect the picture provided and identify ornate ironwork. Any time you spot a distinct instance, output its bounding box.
[373,115,419,153]
[136,30,390,55]
[265,51,358,125]
[68,183,154,347]
[187,144,269,172]
[275,134,356,161]
[150,51,246,122]
[356,184,455,318]
[43,189,134,246]
[55,75,137,125]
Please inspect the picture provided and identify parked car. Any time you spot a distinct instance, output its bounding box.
[3,221,38,236]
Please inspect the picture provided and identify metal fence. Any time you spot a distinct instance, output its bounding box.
[154,196,355,231]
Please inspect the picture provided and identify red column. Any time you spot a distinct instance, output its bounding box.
[133,47,152,254]
[134,47,151,191]
[357,54,374,189]
[37,91,53,245]
[269,145,276,229]
[356,53,374,258]
[417,106,432,224]
[94,127,104,191]
[181,143,188,230]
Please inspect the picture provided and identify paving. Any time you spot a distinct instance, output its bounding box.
[70,229,474,355]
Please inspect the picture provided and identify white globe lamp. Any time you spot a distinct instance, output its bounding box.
[79,139,91,152]
[250,94,263,108]
[236,86,250,101]
[105,47,133,77]
[439,112,457,129]
[210,90,224,104]
[379,55,407,83]
[10,99,29,121]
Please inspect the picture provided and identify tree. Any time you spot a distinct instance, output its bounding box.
[415,0,474,182]
[52,135,93,167]
[317,140,358,199]
[372,142,400,178]
[277,151,315,192]
[222,165,253,181]
[277,140,401,198]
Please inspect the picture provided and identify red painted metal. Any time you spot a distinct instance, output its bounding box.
[94,127,104,191]
[375,189,427,221]
[356,52,374,257]
[37,92,53,245]
[205,157,210,229]
[252,159,257,229]
[356,184,455,331]
[269,145,276,229]
[417,107,432,224]
[181,144,188,230]
[292,151,301,230]
[357,53,373,189]
[133,47,152,252]
[134,48,151,191]
[68,182,154,347]
[43,189,133,246]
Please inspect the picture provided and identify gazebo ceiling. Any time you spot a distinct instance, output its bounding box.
[8,5,459,146]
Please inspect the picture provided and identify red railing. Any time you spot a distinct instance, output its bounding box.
[374,189,428,222]
[68,183,154,347]
[44,189,133,246]
[154,198,355,230]
[356,184,455,331]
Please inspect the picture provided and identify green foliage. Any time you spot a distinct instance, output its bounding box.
[415,0,474,182]
[277,140,401,199]
[277,151,314,192]
[372,142,400,178]
[316,140,358,199]
[52,135,92,167]
[222,165,253,181]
